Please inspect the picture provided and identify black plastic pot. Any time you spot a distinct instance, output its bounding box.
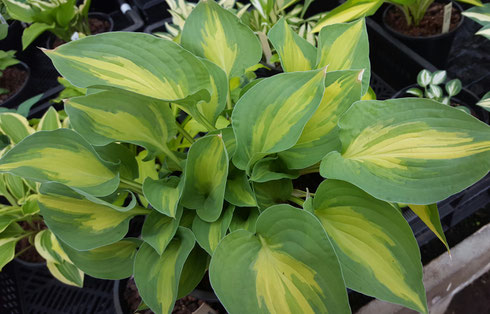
[1,61,31,108]
[382,1,464,68]
[393,84,488,123]
[134,0,171,24]
[46,12,114,49]
[0,21,23,52]
[144,17,171,34]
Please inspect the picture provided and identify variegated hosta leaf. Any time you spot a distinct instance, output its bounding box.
[279,70,363,169]
[143,177,183,218]
[250,156,299,182]
[60,238,141,280]
[253,179,293,210]
[321,98,490,204]
[44,32,211,102]
[0,129,119,197]
[192,204,234,254]
[66,91,177,158]
[35,230,84,287]
[224,164,257,207]
[312,0,383,32]
[210,204,350,314]
[313,179,428,313]
[0,209,23,233]
[476,91,490,111]
[4,173,27,200]
[232,69,326,172]
[94,143,139,181]
[134,227,195,314]
[38,183,148,250]
[142,209,182,255]
[181,0,262,78]
[195,58,228,125]
[38,107,62,131]
[268,18,317,72]
[0,113,34,144]
[177,246,208,299]
[181,135,228,222]
[316,19,370,94]
[0,223,24,271]
[229,207,260,233]
[408,204,449,251]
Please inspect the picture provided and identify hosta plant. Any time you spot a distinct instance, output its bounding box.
[0,1,489,313]
[0,108,85,287]
[1,0,92,49]
[0,49,19,95]
[312,0,483,32]
[463,2,490,39]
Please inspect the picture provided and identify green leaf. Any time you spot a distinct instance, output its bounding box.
[312,0,383,32]
[0,223,24,271]
[181,135,229,222]
[316,19,370,94]
[313,180,428,313]
[431,70,447,85]
[94,143,139,181]
[143,176,183,218]
[22,22,55,49]
[60,238,141,280]
[0,113,34,144]
[134,227,195,314]
[0,129,119,197]
[408,204,449,251]
[35,230,84,287]
[476,91,490,112]
[210,204,350,314]
[192,204,234,254]
[17,94,44,117]
[320,98,490,204]
[445,79,462,97]
[463,3,490,26]
[38,182,147,250]
[250,156,299,182]
[428,84,443,99]
[224,164,257,207]
[417,69,432,87]
[142,209,182,255]
[229,207,259,233]
[268,18,317,72]
[232,69,326,172]
[406,88,423,98]
[181,0,262,77]
[279,70,363,169]
[177,245,209,299]
[253,179,292,210]
[38,106,62,131]
[66,91,177,158]
[4,173,27,200]
[44,32,211,102]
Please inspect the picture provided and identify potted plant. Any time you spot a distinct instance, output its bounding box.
[0,50,30,107]
[0,108,85,287]
[1,1,489,313]
[1,0,114,49]
[312,0,483,67]
[394,69,489,122]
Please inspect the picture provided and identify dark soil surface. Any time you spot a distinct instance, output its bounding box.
[15,221,46,263]
[0,66,28,104]
[52,17,112,48]
[445,271,490,314]
[123,277,223,314]
[385,3,461,37]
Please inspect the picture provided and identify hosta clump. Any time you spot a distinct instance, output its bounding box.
[1,1,489,313]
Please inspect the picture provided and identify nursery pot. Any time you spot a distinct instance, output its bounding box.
[0,61,31,108]
[382,1,464,68]
[46,12,114,49]
[0,21,23,52]
[393,84,488,123]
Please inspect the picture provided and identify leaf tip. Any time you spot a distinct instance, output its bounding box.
[358,69,365,82]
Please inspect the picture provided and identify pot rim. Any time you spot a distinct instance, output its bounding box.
[1,61,31,107]
[382,0,465,40]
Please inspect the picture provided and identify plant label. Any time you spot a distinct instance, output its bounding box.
[442,2,452,34]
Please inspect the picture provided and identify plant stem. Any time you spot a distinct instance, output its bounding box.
[288,196,305,207]
[119,178,144,195]
[130,205,152,216]
[14,245,33,259]
[299,164,320,175]
[163,149,184,170]
[176,122,195,144]
[292,189,315,198]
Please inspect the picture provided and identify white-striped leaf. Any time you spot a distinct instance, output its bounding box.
[0,113,34,144]
[320,98,490,204]
[210,204,350,314]
[313,179,428,313]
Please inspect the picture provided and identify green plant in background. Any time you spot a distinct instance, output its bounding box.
[0,3,9,40]
[1,1,489,314]
[407,69,462,105]
[312,0,483,32]
[463,2,490,39]
[0,50,19,95]
[1,0,92,49]
[0,109,85,287]
[476,91,490,111]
